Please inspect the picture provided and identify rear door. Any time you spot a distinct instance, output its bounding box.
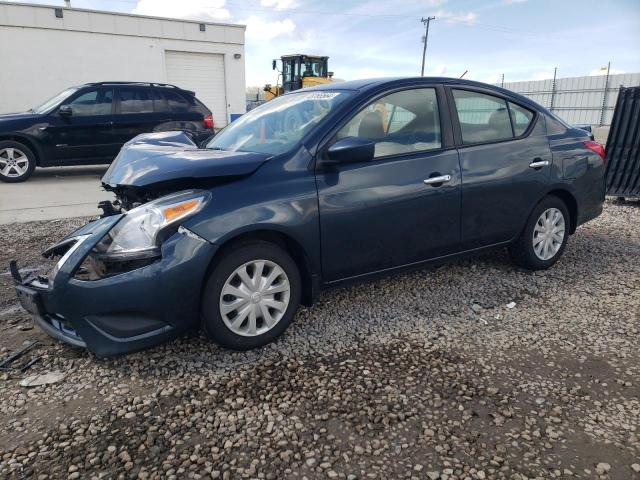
[449,87,552,249]
[111,87,162,148]
[47,87,116,162]
[316,85,461,281]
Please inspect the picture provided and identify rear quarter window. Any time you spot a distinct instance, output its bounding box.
[545,113,568,134]
[162,90,191,113]
[508,102,534,136]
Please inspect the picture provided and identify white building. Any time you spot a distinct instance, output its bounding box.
[0,1,246,125]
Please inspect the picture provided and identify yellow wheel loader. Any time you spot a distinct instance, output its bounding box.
[263,54,333,101]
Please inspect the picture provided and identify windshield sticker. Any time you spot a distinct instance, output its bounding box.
[303,92,341,100]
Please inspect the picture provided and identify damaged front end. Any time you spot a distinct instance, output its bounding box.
[12,192,218,357]
[12,131,272,357]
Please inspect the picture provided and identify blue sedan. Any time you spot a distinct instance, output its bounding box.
[12,77,606,356]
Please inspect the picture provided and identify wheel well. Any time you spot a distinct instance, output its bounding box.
[204,230,317,307]
[548,189,578,234]
[0,135,41,166]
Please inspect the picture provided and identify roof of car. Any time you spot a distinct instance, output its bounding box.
[303,77,537,108]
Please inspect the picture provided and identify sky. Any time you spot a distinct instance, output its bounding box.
[9,0,640,87]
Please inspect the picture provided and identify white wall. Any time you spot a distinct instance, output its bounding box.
[0,2,246,123]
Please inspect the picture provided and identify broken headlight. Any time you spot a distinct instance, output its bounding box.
[93,190,211,261]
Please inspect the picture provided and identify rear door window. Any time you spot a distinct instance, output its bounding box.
[508,102,534,136]
[118,88,154,114]
[151,89,170,113]
[452,89,514,144]
[337,88,442,158]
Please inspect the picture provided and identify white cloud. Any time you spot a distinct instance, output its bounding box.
[427,64,447,76]
[260,0,298,10]
[589,67,625,76]
[243,15,296,41]
[424,0,448,6]
[132,0,230,21]
[504,0,527,4]
[436,10,477,25]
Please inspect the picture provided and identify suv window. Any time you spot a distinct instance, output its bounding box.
[151,89,170,113]
[508,101,534,136]
[452,89,513,144]
[163,90,190,113]
[67,89,113,116]
[337,88,441,158]
[118,88,154,114]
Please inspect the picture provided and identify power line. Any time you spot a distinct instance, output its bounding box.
[58,0,587,41]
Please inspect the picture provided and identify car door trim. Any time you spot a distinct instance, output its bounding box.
[324,238,512,287]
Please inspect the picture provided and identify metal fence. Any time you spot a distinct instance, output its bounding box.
[605,86,640,198]
[500,72,640,126]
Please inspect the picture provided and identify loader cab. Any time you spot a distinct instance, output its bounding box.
[280,55,329,93]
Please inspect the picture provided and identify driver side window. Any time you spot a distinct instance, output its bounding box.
[67,89,113,116]
[337,88,441,158]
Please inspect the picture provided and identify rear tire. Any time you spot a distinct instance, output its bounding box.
[509,195,570,270]
[0,141,36,183]
[201,241,301,350]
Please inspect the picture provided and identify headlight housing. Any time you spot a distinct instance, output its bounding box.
[93,190,211,261]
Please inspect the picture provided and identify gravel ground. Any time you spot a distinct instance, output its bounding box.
[0,200,638,480]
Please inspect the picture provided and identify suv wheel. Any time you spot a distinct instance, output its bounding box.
[509,195,570,270]
[0,141,36,183]
[201,241,301,350]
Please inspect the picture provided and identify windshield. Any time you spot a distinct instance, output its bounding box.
[32,87,79,114]
[207,90,351,155]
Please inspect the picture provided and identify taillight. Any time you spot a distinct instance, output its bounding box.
[204,114,214,129]
[583,140,606,162]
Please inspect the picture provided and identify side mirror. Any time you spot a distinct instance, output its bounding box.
[324,137,375,166]
[272,59,277,70]
[58,105,72,116]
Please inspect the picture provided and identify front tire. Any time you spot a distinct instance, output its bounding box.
[509,195,570,270]
[201,241,301,350]
[0,141,36,183]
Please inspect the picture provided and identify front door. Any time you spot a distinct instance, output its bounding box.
[47,88,115,162]
[316,86,461,281]
[449,88,552,249]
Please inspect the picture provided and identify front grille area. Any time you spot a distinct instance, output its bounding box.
[43,313,81,340]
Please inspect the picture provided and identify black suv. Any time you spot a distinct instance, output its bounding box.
[0,82,215,182]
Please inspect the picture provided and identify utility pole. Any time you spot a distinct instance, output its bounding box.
[549,67,557,112]
[599,61,611,126]
[420,16,436,77]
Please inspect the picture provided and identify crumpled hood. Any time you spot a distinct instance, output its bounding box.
[102,131,272,188]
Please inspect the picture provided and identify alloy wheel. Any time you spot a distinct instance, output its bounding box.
[532,207,565,261]
[0,147,30,178]
[219,259,291,337]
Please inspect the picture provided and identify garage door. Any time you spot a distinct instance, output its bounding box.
[165,51,228,126]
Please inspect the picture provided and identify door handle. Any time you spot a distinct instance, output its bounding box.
[529,159,550,169]
[423,174,452,186]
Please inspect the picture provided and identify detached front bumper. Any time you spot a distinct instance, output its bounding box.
[12,215,218,357]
